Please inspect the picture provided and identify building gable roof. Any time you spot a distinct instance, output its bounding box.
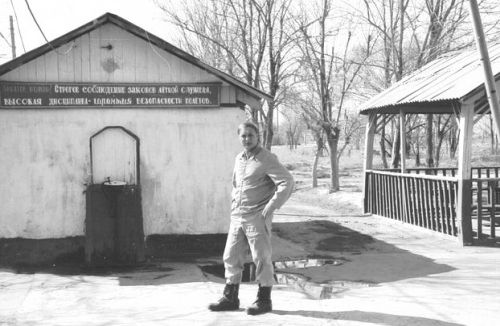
[360,43,500,115]
[0,12,271,102]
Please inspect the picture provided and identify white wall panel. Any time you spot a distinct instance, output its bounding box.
[1,23,221,84]
[0,108,245,239]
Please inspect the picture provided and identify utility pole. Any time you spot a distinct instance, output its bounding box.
[468,0,500,138]
[10,15,16,59]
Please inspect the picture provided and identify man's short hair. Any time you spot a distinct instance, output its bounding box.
[237,121,259,135]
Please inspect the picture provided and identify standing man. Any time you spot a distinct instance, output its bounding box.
[208,121,294,315]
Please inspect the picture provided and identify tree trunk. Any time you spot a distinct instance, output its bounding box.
[449,133,458,159]
[391,120,401,168]
[312,146,320,188]
[380,127,389,168]
[250,106,259,124]
[263,97,275,150]
[490,115,496,154]
[448,119,458,159]
[264,123,274,150]
[435,132,445,167]
[434,116,449,167]
[310,128,324,188]
[325,127,340,193]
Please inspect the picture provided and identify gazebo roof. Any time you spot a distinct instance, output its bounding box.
[360,43,500,115]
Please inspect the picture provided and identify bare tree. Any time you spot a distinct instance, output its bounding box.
[281,110,304,150]
[256,0,299,149]
[356,0,410,168]
[418,1,467,167]
[490,116,499,154]
[159,0,267,112]
[157,0,298,149]
[405,114,426,166]
[301,105,325,188]
[479,115,500,155]
[434,115,453,166]
[295,0,372,192]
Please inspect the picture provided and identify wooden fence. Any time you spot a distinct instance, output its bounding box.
[365,167,500,241]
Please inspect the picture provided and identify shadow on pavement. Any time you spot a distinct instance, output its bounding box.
[273,220,455,284]
[5,262,175,277]
[271,310,465,326]
[3,219,455,292]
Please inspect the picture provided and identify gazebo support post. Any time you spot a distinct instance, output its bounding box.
[400,110,407,222]
[400,110,407,173]
[363,113,377,214]
[457,103,474,245]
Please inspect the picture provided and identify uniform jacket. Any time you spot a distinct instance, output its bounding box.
[231,146,294,216]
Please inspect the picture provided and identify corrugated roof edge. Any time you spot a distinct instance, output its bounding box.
[359,99,460,115]
[0,12,272,102]
[359,44,500,115]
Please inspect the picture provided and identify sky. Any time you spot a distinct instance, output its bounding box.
[0,0,176,64]
[1,1,499,67]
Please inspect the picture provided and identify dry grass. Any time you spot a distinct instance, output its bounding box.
[272,145,365,215]
[272,145,364,191]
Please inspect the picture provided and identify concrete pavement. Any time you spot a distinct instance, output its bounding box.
[1,199,499,326]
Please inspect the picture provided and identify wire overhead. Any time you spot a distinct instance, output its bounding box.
[0,32,11,47]
[24,0,50,44]
[10,0,26,52]
[23,0,74,55]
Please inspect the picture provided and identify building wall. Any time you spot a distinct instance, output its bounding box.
[0,21,253,240]
[0,107,245,239]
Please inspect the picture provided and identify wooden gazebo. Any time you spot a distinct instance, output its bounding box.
[361,45,500,246]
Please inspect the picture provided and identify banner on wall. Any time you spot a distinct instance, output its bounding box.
[0,82,221,108]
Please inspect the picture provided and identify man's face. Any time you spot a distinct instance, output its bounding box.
[239,127,259,151]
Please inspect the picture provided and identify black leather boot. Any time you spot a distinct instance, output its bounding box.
[246,285,272,315]
[208,283,240,311]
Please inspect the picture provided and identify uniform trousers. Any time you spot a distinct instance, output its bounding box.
[223,211,274,286]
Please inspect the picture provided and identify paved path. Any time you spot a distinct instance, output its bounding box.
[1,199,499,325]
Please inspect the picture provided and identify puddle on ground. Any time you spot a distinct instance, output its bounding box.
[199,258,376,300]
[274,258,346,269]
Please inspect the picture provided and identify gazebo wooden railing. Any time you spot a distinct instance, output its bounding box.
[380,167,500,178]
[359,40,500,246]
[364,167,500,240]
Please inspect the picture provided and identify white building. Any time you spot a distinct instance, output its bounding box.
[0,13,270,266]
